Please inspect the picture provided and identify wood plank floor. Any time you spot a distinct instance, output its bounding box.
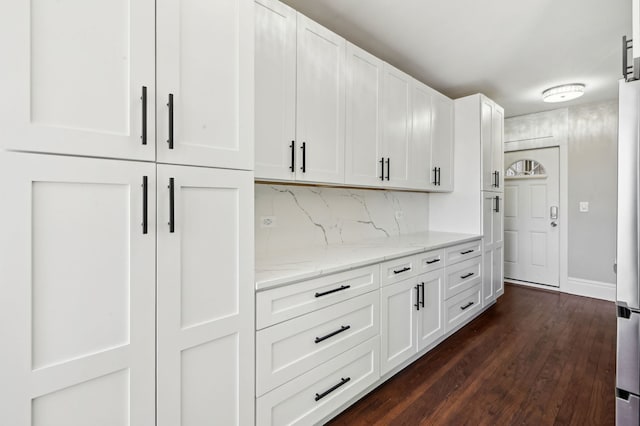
[327,284,616,426]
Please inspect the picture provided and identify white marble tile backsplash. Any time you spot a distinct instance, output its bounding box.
[255,184,429,254]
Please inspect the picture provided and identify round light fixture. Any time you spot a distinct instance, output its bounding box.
[542,83,585,103]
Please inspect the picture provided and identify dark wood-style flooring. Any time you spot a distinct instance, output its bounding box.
[328,284,616,426]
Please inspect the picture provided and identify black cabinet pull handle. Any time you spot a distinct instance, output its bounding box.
[496,171,500,188]
[142,176,148,234]
[623,36,629,79]
[432,167,438,185]
[393,266,411,274]
[315,285,350,298]
[420,282,425,307]
[315,325,351,344]
[167,94,174,149]
[494,195,500,213]
[460,249,474,255]
[168,178,175,233]
[301,142,306,173]
[315,377,350,402]
[380,157,385,181]
[141,86,147,145]
[290,141,295,172]
[460,301,474,310]
[385,158,390,181]
[460,272,474,279]
[415,285,420,310]
[426,258,440,265]
[437,167,441,186]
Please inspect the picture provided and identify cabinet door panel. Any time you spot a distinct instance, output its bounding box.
[0,152,155,425]
[409,80,433,190]
[417,271,444,352]
[481,99,494,191]
[254,0,297,180]
[380,278,418,375]
[2,0,155,161]
[431,93,454,191]
[383,64,412,188]
[345,43,384,186]
[156,165,254,426]
[483,195,495,247]
[296,14,345,184]
[492,105,505,191]
[494,196,504,245]
[483,249,495,305]
[494,244,505,298]
[157,0,253,169]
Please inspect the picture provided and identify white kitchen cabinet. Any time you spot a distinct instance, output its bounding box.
[382,63,413,188]
[380,270,444,375]
[254,0,297,180]
[254,1,345,183]
[482,194,503,305]
[410,80,454,191]
[157,0,254,170]
[156,165,254,426]
[345,42,385,187]
[481,98,504,192]
[0,152,156,425]
[2,0,155,161]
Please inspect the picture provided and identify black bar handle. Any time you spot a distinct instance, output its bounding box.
[290,141,295,172]
[414,285,420,310]
[314,325,351,344]
[426,258,440,265]
[420,282,425,307]
[142,176,148,234]
[315,285,351,298]
[385,158,390,181]
[432,167,438,185]
[495,195,500,213]
[169,177,175,233]
[623,36,630,79]
[437,167,441,186]
[141,86,147,145]
[167,94,174,149]
[301,142,306,173]
[393,266,411,274]
[460,272,475,279]
[460,249,474,255]
[380,157,385,181]
[460,301,474,310]
[496,171,500,188]
[315,377,350,402]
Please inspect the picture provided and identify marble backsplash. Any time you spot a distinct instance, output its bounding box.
[255,184,429,254]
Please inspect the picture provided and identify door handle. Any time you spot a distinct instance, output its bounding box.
[385,158,390,181]
[141,86,147,145]
[168,177,175,233]
[290,141,295,172]
[551,221,558,227]
[380,158,385,181]
[300,142,306,173]
[550,206,558,220]
[167,94,174,149]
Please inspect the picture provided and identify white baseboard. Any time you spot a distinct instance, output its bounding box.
[504,278,559,292]
[563,277,615,301]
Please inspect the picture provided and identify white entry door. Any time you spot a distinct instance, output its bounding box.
[503,148,560,287]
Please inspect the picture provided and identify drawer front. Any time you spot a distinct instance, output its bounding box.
[444,283,482,333]
[380,255,418,287]
[444,256,482,299]
[257,337,380,426]
[445,240,481,266]
[256,292,379,396]
[256,265,380,329]
[416,248,445,274]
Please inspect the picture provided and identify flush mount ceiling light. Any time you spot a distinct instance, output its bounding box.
[542,83,585,103]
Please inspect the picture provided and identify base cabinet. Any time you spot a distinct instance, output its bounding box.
[0,152,156,425]
[380,270,444,375]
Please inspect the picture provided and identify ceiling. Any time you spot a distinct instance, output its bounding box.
[281,0,631,117]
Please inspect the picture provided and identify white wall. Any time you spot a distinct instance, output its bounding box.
[255,184,429,255]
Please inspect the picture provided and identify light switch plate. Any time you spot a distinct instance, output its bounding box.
[579,202,589,213]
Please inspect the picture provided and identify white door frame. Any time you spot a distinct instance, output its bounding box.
[504,138,568,295]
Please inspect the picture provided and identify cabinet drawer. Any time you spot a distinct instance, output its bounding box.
[416,249,445,274]
[380,255,417,287]
[256,337,379,426]
[445,240,481,266]
[444,257,482,299]
[444,283,482,333]
[256,265,379,329]
[256,292,379,396]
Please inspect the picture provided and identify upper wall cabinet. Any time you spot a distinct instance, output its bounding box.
[481,97,504,192]
[410,80,454,192]
[2,0,156,161]
[157,0,254,170]
[344,43,385,187]
[255,0,346,184]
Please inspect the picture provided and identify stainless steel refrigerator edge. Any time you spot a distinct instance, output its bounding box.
[617,78,640,425]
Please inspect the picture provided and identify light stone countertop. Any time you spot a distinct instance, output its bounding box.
[255,231,482,291]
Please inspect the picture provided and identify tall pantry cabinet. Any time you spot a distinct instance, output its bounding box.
[429,94,504,306]
[0,1,254,425]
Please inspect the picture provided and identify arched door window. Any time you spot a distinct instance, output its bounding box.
[505,159,546,178]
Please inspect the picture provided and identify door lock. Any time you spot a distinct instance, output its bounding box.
[551,221,558,227]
